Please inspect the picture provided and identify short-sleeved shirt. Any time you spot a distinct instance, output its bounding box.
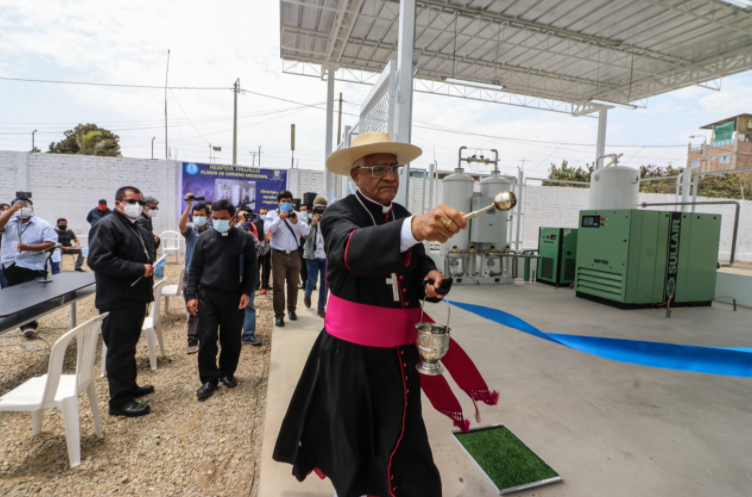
[55,229,78,248]
[0,216,58,271]
[182,224,211,274]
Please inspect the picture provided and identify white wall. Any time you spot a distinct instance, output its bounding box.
[0,151,179,241]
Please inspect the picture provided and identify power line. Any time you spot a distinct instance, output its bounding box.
[0,76,230,90]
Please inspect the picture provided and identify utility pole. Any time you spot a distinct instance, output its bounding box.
[165,49,170,159]
[32,129,37,152]
[291,124,296,169]
[337,93,343,145]
[250,151,257,167]
[518,158,530,171]
[258,146,262,167]
[151,137,155,159]
[233,78,239,165]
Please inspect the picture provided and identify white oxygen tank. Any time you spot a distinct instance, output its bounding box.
[478,170,512,245]
[441,167,474,254]
[588,166,640,210]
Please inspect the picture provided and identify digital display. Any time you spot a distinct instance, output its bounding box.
[582,216,600,227]
[550,234,557,240]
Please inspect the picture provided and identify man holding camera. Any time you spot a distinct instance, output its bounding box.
[264,190,310,327]
[254,208,271,293]
[302,197,329,318]
[178,193,210,354]
[0,195,58,337]
[88,186,156,417]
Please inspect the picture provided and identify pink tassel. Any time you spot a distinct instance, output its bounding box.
[454,418,471,433]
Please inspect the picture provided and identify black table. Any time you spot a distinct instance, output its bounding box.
[0,272,96,336]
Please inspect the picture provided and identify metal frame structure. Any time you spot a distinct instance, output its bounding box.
[281,0,752,207]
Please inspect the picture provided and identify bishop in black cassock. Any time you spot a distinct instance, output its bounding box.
[273,132,468,497]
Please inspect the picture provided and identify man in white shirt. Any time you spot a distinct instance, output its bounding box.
[0,197,58,337]
[264,190,310,327]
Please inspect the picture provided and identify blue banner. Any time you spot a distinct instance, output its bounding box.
[179,162,288,215]
[446,299,752,378]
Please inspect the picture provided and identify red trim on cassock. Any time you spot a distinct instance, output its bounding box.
[387,347,408,497]
[344,230,356,274]
[400,247,412,267]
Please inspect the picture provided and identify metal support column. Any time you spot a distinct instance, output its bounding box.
[595,109,608,169]
[394,0,416,208]
[427,162,435,212]
[324,64,337,202]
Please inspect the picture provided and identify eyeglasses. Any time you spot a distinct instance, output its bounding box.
[120,199,147,206]
[356,161,403,178]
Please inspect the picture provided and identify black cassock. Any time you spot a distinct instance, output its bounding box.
[273,190,441,497]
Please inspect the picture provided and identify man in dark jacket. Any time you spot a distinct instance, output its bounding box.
[88,186,156,418]
[86,199,111,227]
[186,199,257,400]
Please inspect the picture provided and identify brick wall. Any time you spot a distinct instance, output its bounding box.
[0,151,179,243]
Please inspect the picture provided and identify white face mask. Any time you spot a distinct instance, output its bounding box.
[146,209,158,218]
[122,202,142,219]
[18,207,33,218]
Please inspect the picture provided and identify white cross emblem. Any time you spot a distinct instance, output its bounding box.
[385,273,400,301]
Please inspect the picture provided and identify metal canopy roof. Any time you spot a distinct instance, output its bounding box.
[280,0,752,114]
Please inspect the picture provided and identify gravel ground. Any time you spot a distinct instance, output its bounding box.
[0,257,272,497]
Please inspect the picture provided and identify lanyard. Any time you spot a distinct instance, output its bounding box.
[16,219,31,244]
[127,222,151,262]
[354,192,395,226]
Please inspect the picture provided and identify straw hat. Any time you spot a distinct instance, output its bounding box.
[326,132,422,176]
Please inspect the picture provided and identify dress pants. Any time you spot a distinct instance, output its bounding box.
[4,264,46,330]
[258,252,271,289]
[179,271,199,345]
[0,265,7,288]
[100,305,148,408]
[271,249,300,318]
[197,286,244,385]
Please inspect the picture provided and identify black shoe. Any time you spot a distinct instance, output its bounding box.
[288,311,297,321]
[275,317,285,327]
[133,385,155,398]
[75,268,85,273]
[197,382,217,399]
[304,295,311,308]
[109,401,151,417]
[220,376,237,388]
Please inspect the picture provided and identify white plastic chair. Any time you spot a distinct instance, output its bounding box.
[160,230,181,264]
[161,266,185,313]
[101,279,168,376]
[0,314,107,468]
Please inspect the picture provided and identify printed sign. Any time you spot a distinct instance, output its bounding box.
[179,162,288,216]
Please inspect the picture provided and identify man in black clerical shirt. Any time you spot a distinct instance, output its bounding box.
[185,199,257,400]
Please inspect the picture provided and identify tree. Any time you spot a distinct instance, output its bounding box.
[638,165,683,194]
[48,124,121,157]
[543,160,593,187]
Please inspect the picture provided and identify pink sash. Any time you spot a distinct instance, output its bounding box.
[324,294,498,432]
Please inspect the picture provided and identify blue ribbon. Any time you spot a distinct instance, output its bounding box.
[445,299,752,378]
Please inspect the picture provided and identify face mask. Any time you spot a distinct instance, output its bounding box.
[18,207,33,218]
[193,216,207,227]
[58,225,67,231]
[98,205,106,211]
[280,202,292,212]
[122,203,142,219]
[213,219,231,233]
[300,212,308,220]
[260,214,266,220]
[146,209,158,218]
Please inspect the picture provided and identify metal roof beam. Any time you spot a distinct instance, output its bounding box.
[324,0,367,62]
[639,0,752,38]
[382,0,711,69]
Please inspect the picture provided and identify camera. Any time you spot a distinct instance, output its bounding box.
[16,191,32,200]
[289,211,297,220]
[187,195,205,201]
[313,207,325,215]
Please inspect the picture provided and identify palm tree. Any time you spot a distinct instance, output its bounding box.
[75,129,117,156]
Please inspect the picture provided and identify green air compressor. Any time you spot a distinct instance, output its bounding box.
[537,227,579,287]
[575,209,721,308]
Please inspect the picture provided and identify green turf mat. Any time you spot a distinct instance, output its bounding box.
[454,425,560,493]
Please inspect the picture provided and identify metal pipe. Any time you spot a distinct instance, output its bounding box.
[639,201,740,266]
[457,146,467,168]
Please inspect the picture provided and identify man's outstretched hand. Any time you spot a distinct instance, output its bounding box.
[411,204,467,243]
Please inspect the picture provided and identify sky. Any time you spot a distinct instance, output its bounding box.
[1,0,751,178]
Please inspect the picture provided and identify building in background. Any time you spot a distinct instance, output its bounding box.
[687,114,752,173]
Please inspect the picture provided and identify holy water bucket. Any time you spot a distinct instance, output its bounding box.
[415,299,451,376]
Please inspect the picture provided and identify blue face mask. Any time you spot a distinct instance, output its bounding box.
[260,214,266,220]
[213,219,231,233]
[280,202,292,212]
[193,216,207,227]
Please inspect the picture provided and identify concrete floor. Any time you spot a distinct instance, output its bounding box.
[258,282,752,497]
